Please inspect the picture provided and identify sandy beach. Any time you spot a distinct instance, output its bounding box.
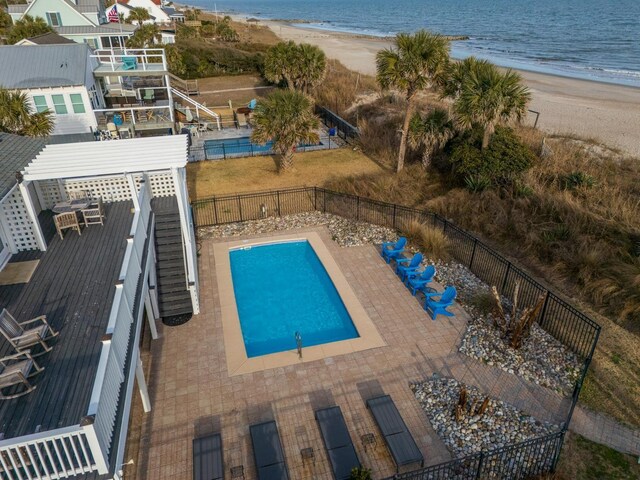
[249,19,640,156]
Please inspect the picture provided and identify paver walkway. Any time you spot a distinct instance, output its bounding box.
[135,226,638,479]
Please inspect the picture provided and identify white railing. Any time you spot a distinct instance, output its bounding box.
[91,48,168,72]
[94,105,173,128]
[171,87,221,130]
[88,177,153,465]
[0,424,104,479]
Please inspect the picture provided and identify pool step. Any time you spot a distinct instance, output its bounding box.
[152,197,193,323]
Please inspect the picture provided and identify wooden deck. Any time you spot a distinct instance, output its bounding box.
[0,201,133,440]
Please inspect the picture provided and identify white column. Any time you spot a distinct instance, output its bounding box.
[126,173,140,209]
[19,180,47,252]
[135,353,151,413]
[166,74,175,123]
[144,291,158,340]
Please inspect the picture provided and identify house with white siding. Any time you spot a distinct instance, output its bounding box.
[0,44,103,136]
[105,0,171,25]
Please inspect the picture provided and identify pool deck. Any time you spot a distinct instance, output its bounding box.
[135,226,569,479]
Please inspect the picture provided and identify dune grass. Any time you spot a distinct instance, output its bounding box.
[186,148,385,199]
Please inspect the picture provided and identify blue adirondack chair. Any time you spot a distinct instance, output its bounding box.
[122,56,137,70]
[248,98,257,110]
[381,237,406,263]
[424,286,457,320]
[396,253,423,281]
[406,265,436,296]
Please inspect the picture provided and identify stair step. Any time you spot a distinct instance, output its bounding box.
[159,291,191,304]
[158,267,185,279]
[158,259,185,271]
[160,305,193,317]
[155,243,183,254]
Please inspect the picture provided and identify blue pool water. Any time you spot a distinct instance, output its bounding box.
[204,137,323,158]
[230,241,359,357]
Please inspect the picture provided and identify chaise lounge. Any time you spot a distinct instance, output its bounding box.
[250,420,290,480]
[366,395,424,472]
[315,406,361,480]
[193,433,223,480]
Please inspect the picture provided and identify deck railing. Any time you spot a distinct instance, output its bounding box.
[88,177,153,466]
[91,48,168,72]
[191,186,601,479]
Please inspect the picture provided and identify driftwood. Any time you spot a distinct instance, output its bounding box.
[454,386,491,422]
[510,294,546,349]
[492,286,507,333]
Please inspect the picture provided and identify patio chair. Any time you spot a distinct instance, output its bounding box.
[250,421,290,480]
[248,98,257,110]
[381,237,407,264]
[54,212,81,240]
[406,265,436,296]
[315,406,361,480]
[122,56,138,70]
[0,308,59,357]
[82,197,106,226]
[424,286,457,320]
[396,253,423,281]
[0,351,43,400]
[193,433,223,480]
[237,113,248,128]
[366,395,424,472]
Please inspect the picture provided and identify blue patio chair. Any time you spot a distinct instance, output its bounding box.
[122,56,137,70]
[396,253,423,281]
[381,237,406,264]
[406,265,436,296]
[248,98,257,110]
[424,286,457,320]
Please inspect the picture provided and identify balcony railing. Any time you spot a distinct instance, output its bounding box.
[92,48,168,73]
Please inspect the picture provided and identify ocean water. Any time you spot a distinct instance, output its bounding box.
[230,241,358,358]
[189,0,640,87]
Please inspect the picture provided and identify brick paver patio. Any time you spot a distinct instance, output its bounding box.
[135,227,576,479]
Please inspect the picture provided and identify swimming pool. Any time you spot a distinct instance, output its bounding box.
[229,241,359,357]
[203,137,323,159]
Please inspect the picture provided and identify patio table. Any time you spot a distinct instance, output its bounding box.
[52,199,90,214]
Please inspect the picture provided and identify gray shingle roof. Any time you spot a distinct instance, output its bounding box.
[0,43,90,89]
[24,32,75,45]
[0,134,47,200]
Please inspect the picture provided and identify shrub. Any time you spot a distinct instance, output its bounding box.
[350,466,372,480]
[560,171,596,190]
[403,221,450,260]
[449,126,536,188]
[464,174,491,193]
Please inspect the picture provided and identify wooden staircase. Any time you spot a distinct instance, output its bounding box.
[152,197,193,324]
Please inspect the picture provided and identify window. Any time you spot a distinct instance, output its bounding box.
[51,95,68,114]
[84,38,98,50]
[45,12,62,27]
[32,96,48,113]
[69,94,86,114]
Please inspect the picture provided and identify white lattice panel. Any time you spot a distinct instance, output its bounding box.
[144,171,175,197]
[0,188,38,251]
[65,176,132,203]
[37,180,63,210]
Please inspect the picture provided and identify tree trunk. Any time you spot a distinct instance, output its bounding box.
[481,123,495,150]
[397,98,416,173]
[421,142,434,169]
[278,147,295,172]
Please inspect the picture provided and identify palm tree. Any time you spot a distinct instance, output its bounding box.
[454,61,531,149]
[376,30,450,172]
[294,43,326,94]
[7,15,53,45]
[127,24,162,48]
[0,88,54,137]
[441,57,491,100]
[251,90,320,173]
[408,108,455,168]
[263,41,298,90]
[127,7,151,25]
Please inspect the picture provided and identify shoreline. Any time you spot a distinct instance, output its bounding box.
[233,14,640,156]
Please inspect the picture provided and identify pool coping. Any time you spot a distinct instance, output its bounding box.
[213,231,387,376]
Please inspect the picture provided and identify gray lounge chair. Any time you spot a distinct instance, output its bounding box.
[193,433,223,480]
[0,351,43,399]
[315,406,361,480]
[366,395,424,472]
[0,309,59,357]
[250,421,289,480]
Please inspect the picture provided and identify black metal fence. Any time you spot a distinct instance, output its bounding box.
[189,134,338,162]
[191,186,601,479]
[316,106,360,143]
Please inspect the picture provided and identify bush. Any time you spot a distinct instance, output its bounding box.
[449,126,536,188]
[350,466,372,480]
[403,221,450,260]
[173,39,264,78]
[561,171,596,190]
